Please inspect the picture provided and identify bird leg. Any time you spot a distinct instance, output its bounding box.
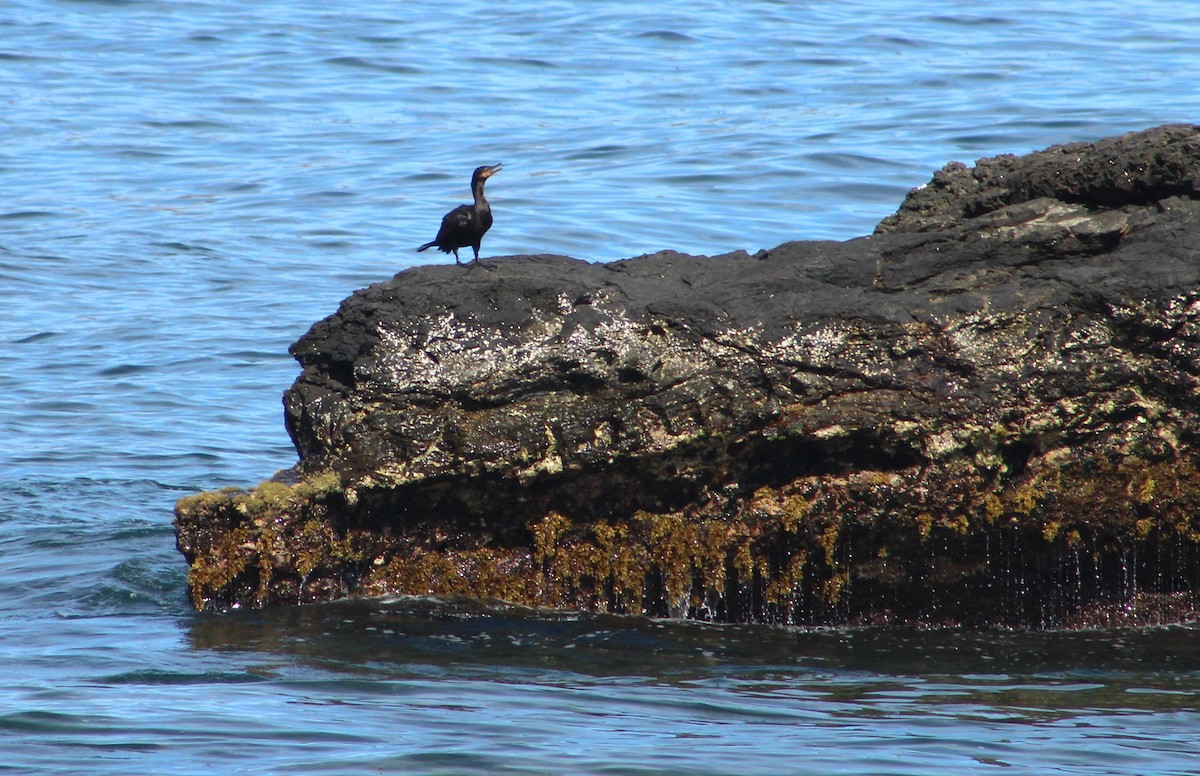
[469,247,497,270]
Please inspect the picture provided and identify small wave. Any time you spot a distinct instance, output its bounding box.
[0,210,63,220]
[12,331,63,345]
[98,669,268,685]
[636,30,697,43]
[97,363,154,377]
[0,52,50,62]
[925,14,1014,27]
[323,56,421,75]
[151,241,220,255]
[142,119,229,130]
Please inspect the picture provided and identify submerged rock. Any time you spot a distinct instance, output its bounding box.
[176,124,1200,627]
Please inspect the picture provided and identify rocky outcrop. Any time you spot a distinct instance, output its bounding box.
[176,125,1200,627]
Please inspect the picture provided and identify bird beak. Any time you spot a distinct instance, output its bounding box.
[487,163,503,176]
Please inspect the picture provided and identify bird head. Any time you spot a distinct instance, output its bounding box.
[473,163,503,183]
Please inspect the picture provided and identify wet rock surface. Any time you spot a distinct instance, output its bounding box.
[176,124,1200,626]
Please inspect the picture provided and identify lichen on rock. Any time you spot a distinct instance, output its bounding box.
[176,125,1200,627]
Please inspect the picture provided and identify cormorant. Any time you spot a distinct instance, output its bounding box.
[417,163,503,265]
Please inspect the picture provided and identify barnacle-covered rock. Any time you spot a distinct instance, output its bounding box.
[177,125,1200,627]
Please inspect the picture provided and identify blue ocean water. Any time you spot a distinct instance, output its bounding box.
[2,0,1200,772]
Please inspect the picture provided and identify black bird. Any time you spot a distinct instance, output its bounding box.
[417,163,503,265]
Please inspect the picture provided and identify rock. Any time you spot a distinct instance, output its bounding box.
[176,125,1200,627]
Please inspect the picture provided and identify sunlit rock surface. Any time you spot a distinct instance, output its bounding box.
[176,124,1200,626]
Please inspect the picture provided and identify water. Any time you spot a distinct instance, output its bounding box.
[2,0,1200,771]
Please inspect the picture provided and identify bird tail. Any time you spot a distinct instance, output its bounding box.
[416,241,436,252]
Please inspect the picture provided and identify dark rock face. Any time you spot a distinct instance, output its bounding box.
[176,125,1200,626]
